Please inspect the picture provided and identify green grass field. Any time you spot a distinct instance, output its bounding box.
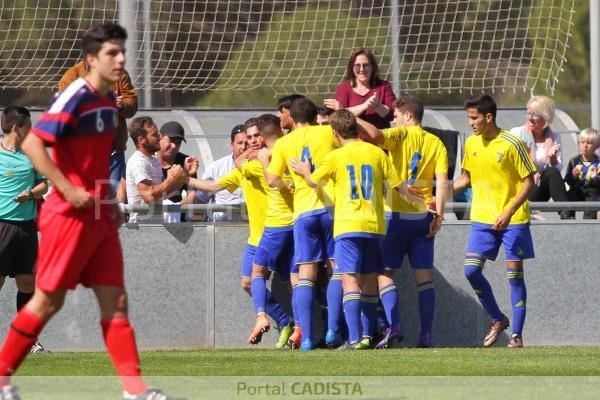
[18,347,600,376]
[12,348,600,399]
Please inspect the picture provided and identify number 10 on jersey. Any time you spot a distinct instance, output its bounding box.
[346,164,374,200]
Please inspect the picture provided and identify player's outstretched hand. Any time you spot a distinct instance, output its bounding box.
[63,186,94,209]
[290,157,311,178]
[397,182,424,204]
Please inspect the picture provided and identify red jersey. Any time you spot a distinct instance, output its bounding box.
[31,78,117,215]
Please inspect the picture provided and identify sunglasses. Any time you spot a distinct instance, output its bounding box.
[353,63,371,70]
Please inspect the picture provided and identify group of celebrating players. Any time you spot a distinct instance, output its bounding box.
[0,19,537,400]
[192,90,534,353]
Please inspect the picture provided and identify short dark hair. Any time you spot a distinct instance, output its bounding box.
[277,94,306,111]
[394,95,424,122]
[81,22,127,57]
[256,114,282,140]
[128,116,154,145]
[345,48,382,88]
[1,106,30,134]
[329,109,358,139]
[464,94,497,119]
[290,98,318,124]
[244,117,259,131]
[230,124,246,142]
[317,106,335,118]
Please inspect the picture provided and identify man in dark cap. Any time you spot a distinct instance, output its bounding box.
[157,121,198,220]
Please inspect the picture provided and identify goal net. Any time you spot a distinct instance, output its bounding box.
[0,0,575,98]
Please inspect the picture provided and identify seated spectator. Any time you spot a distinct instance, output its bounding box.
[510,96,570,219]
[125,116,194,223]
[564,128,600,219]
[156,121,198,221]
[196,124,247,221]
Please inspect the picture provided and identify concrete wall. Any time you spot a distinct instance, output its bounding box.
[0,221,598,350]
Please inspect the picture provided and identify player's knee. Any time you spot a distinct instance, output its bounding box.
[114,292,129,314]
[464,257,485,281]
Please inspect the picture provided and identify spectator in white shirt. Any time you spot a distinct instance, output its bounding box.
[196,124,247,221]
[125,116,192,222]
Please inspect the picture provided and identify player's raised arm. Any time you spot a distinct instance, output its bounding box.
[188,177,225,193]
[356,117,384,145]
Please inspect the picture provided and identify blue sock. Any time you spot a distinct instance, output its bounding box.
[507,269,527,335]
[379,283,399,326]
[250,276,267,315]
[266,289,289,328]
[360,294,379,339]
[296,279,315,340]
[343,291,361,343]
[417,281,435,336]
[464,257,504,321]
[292,285,300,326]
[327,274,343,333]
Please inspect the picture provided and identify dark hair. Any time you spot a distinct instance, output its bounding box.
[256,114,282,139]
[277,94,306,111]
[290,98,318,124]
[317,106,335,118]
[464,94,497,119]
[345,48,382,88]
[1,106,30,134]
[244,117,259,131]
[394,95,424,122]
[81,22,127,57]
[329,109,358,139]
[230,124,246,142]
[128,116,154,145]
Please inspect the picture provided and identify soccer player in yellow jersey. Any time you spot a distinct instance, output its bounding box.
[292,109,419,349]
[264,98,338,351]
[360,95,449,348]
[454,94,536,348]
[189,119,291,346]
[246,114,296,348]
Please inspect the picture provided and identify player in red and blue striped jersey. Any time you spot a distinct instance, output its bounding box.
[0,23,183,400]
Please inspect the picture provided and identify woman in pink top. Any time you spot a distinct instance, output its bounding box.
[325,48,396,129]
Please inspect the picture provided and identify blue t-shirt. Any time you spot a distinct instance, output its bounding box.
[0,149,43,221]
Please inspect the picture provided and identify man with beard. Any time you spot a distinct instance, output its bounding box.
[125,116,190,223]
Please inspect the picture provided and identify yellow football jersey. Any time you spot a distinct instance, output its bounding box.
[267,124,337,219]
[242,159,294,228]
[218,162,267,246]
[462,130,536,225]
[311,140,402,238]
[381,125,448,213]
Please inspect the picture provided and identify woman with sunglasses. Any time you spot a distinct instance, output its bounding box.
[510,96,571,219]
[324,48,396,129]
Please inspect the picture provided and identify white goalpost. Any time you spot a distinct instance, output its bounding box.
[0,0,575,98]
